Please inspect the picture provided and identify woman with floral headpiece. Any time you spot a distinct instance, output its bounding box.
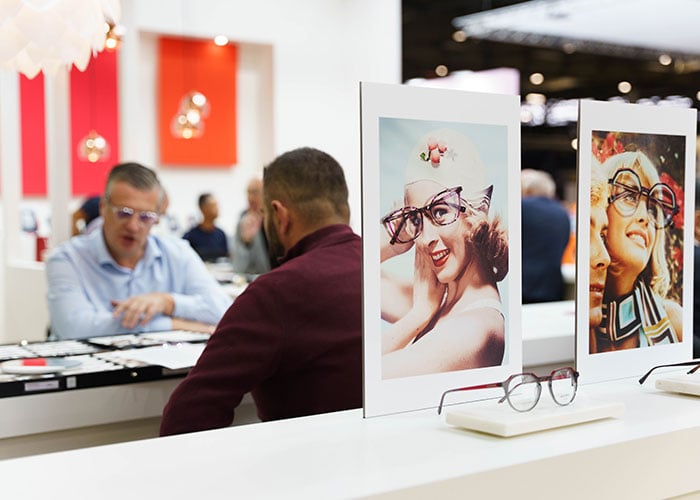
[380,129,508,378]
[597,150,682,351]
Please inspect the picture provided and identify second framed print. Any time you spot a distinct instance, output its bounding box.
[360,82,521,417]
[577,99,697,383]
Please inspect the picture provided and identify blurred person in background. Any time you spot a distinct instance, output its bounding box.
[232,176,272,275]
[71,195,101,236]
[47,162,230,340]
[183,193,229,262]
[521,168,571,303]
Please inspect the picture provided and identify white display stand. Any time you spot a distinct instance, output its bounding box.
[656,374,700,396]
[445,397,625,437]
[2,377,700,498]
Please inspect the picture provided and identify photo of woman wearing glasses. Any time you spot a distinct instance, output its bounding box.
[379,125,509,379]
[591,132,685,353]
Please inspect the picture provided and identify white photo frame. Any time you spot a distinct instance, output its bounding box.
[360,82,522,417]
[576,99,697,384]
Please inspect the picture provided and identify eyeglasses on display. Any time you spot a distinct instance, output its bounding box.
[437,367,579,415]
[638,361,700,385]
[608,168,678,229]
[108,203,160,226]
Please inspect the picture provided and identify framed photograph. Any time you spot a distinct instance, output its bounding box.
[360,82,521,417]
[576,99,697,383]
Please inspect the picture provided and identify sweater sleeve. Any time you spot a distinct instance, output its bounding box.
[160,278,281,436]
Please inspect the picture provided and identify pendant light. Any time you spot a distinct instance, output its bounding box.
[77,53,110,163]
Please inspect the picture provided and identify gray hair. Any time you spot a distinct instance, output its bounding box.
[521,169,556,198]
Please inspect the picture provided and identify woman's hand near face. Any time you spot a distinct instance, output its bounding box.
[411,247,445,319]
[380,249,445,355]
[380,220,414,262]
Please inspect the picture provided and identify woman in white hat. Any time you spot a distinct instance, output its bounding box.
[380,129,508,378]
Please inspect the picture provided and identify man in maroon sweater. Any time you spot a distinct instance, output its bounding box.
[160,147,362,436]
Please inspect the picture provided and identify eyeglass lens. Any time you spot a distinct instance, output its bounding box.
[113,206,159,225]
[548,367,578,406]
[383,187,463,244]
[610,169,676,228]
[503,373,541,412]
[503,367,578,412]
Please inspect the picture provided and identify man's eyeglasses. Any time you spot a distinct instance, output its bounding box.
[108,204,160,226]
[638,361,700,385]
[608,168,678,229]
[437,367,579,415]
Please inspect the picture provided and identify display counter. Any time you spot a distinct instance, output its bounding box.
[1,375,699,498]
[0,333,259,459]
[0,302,575,459]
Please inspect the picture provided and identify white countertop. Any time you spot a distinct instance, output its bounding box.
[1,374,699,499]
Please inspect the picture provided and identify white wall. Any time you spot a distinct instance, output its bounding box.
[0,0,401,342]
[124,0,402,233]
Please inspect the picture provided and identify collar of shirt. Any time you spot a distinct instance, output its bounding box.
[93,230,163,272]
[279,224,356,265]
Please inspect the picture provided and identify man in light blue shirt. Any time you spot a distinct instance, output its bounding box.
[47,163,231,340]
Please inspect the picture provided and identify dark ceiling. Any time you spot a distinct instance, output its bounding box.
[401,1,700,174]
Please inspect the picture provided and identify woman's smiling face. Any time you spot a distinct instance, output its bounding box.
[605,172,656,281]
[405,180,471,284]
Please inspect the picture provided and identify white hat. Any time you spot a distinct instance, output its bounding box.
[404,128,488,192]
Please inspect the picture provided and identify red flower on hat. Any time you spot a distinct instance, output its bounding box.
[420,138,448,167]
[592,132,625,163]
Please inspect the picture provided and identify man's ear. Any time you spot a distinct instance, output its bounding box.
[270,200,290,235]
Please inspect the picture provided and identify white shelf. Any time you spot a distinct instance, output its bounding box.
[1,376,699,498]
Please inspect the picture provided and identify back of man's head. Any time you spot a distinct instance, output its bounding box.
[521,168,556,198]
[198,193,212,210]
[105,162,163,207]
[263,147,350,226]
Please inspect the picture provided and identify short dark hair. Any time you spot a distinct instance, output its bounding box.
[198,193,213,209]
[105,162,163,208]
[263,147,350,224]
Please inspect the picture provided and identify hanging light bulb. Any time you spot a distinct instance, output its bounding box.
[171,90,209,139]
[104,22,125,51]
[180,91,211,118]
[77,129,110,162]
[170,112,204,139]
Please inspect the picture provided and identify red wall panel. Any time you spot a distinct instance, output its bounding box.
[20,74,47,196]
[158,37,238,166]
[19,50,119,197]
[69,50,119,195]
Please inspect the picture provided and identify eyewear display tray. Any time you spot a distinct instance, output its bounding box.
[444,397,625,437]
[0,331,205,398]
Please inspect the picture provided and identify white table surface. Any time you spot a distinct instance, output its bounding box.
[1,374,699,499]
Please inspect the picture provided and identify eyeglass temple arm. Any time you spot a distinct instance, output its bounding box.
[437,382,503,415]
[639,361,700,384]
[381,215,404,246]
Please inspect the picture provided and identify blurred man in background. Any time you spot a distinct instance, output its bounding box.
[521,168,571,303]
